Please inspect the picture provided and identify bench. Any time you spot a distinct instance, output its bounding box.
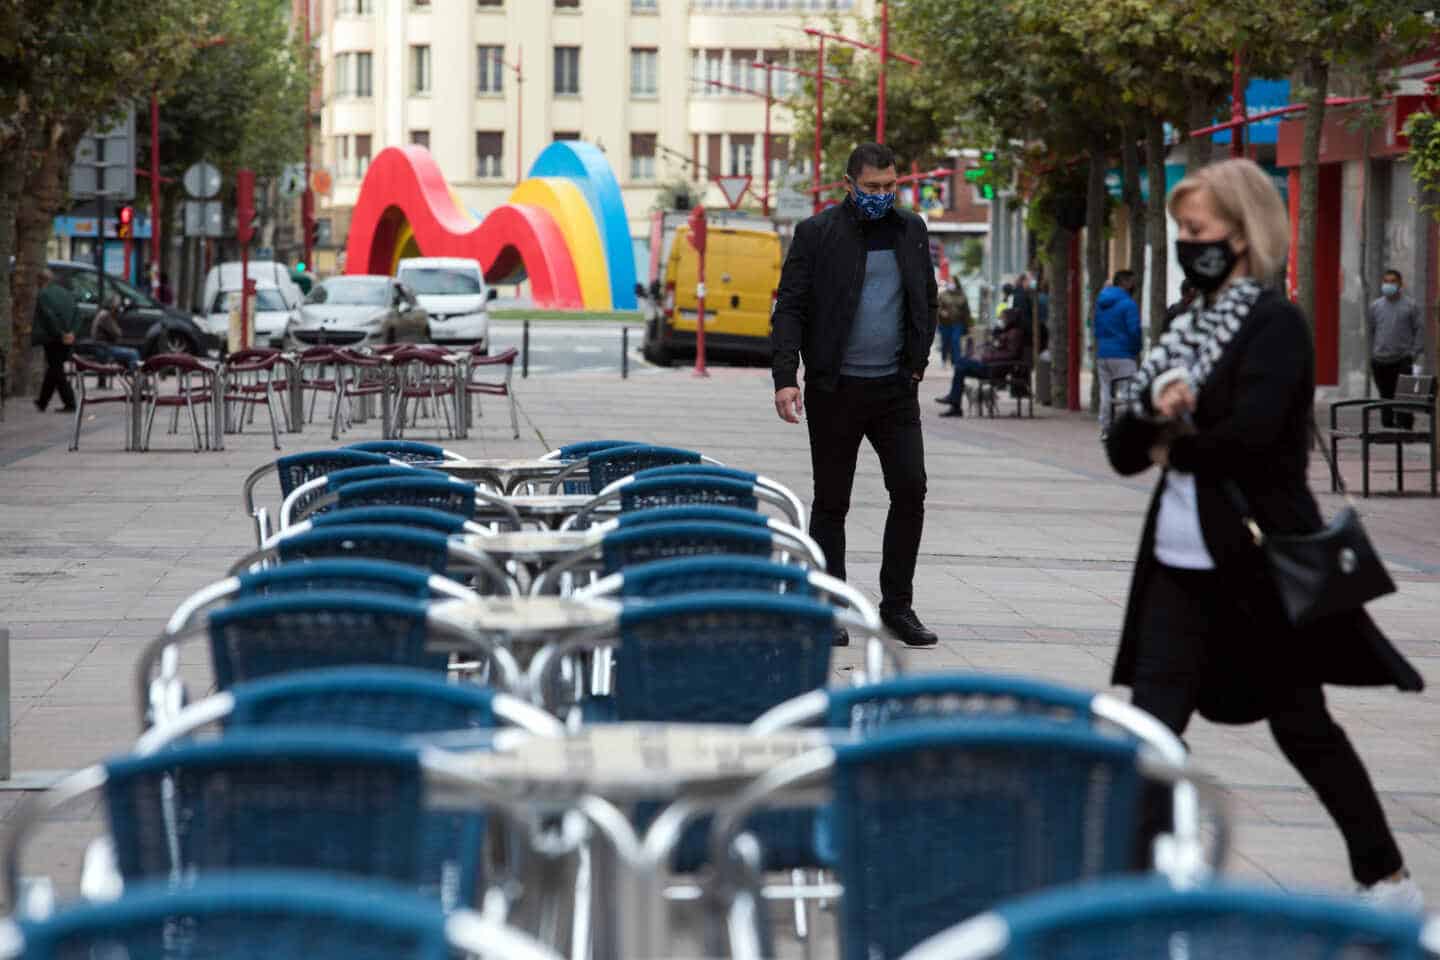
[1329,374,1437,497]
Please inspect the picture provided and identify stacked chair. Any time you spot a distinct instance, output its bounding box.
[7,435,1433,960]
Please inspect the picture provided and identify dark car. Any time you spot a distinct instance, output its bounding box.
[49,260,218,357]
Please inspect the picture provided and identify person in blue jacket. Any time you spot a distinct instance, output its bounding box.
[1094,269,1142,438]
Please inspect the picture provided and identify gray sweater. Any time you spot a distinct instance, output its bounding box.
[1367,293,1423,363]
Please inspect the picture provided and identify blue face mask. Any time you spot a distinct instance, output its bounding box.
[1381,282,1399,297]
[851,187,895,220]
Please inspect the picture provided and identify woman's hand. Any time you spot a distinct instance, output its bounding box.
[1150,443,1170,468]
[1155,379,1196,419]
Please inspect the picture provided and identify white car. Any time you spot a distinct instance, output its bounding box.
[396,256,494,350]
[285,275,429,350]
[204,286,294,349]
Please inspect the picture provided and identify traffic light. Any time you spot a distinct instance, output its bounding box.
[965,150,998,201]
[117,205,134,239]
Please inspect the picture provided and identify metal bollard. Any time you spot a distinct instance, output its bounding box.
[621,327,629,379]
[0,628,10,781]
[522,320,530,379]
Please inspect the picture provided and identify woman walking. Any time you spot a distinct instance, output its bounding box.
[1106,159,1424,909]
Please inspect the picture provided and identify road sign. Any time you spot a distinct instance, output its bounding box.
[310,167,334,197]
[183,161,222,199]
[183,200,225,238]
[775,173,810,221]
[278,164,306,199]
[713,175,751,210]
[70,107,136,199]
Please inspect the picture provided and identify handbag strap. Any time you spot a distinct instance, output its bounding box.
[1224,417,1350,548]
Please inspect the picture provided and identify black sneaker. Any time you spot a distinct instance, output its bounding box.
[880,607,938,647]
[933,395,959,405]
[833,627,850,647]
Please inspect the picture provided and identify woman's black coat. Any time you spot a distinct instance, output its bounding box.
[1105,289,1423,723]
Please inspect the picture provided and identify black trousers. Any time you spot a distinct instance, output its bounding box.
[1371,359,1414,429]
[36,341,75,411]
[804,375,926,613]
[1132,563,1404,886]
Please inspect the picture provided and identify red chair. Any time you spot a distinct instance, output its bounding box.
[297,346,346,429]
[222,348,286,450]
[390,344,459,439]
[464,346,519,439]
[140,353,217,452]
[67,354,140,451]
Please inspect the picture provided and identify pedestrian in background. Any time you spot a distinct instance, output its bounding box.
[32,268,79,413]
[772,141,939,648]
[1367,268,1424,430]
[1094,269,1142,440]
[936,308,1025,418]
[936,277,971,366]
[90,294,140,368]
[1106,158,1424,912]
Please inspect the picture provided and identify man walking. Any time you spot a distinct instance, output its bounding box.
[33,268,79,413]
[1094,269,1142,439]
[1368,268,1424,430]
[772,142,939,648]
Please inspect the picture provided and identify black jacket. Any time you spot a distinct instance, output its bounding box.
[771,200,939,391]
[1106,290,1422,723]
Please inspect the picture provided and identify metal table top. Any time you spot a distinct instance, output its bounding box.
[436,459,570,493]
[461,530,595,563]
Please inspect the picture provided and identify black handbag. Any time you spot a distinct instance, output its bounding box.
[1226,424,1396,627]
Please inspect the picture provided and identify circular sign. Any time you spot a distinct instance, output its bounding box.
[182,161,222,199]
[310,167,334,197]
[278,164,306,199]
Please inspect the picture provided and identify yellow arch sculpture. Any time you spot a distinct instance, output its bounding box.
[507,178,612,309]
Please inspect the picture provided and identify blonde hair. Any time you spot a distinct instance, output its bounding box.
[1167,158,1289,282]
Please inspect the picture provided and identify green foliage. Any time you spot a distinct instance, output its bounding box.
[959,237,985,276]
[1403,111,1440,223]
[652,179,698,213]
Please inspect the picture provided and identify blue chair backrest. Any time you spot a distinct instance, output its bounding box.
[322,464,441,490]
[830,721,1146,960]
[585,443,702,491]
[617,556,814,599]
[614,506,770,530]
[101,732,483,910]
[225,666,496,734]
[205,590,444,689]
[309,505,473,536]
[235,558,435,600]
[613,591,833,723]
[274,525,454,573]
[556,439,642,459]
[618,476,758,514]
[823,673,1099,734]
[974,875,1433,959]
[630,464,758,484]
[335,477,477,518]
[275,450,391,519]
[10,871,457,960]
[346,440,449,464]
[600,522,774,574]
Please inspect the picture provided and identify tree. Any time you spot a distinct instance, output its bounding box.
[0,0,218,392]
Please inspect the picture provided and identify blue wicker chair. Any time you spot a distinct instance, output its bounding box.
[242,449,395,544]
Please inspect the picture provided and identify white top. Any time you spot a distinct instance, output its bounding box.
[1153,471,1215,570]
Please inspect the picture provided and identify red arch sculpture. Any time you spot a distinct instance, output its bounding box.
[345,146,583,309]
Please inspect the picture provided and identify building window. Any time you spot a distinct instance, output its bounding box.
[477,45,504,94]
[337,0,373,14]
[410,130,430,148]
[729,134,755,176]
[632,0,657,9]
[553,46,580,95]
[730,49,757,93]
[356,134,372,177]
[555,0,579,7]
[334,52,373,98]
[693,48,723,96]
[335,135,350,177]
[762,50,795,96]
[412,0,430,6]
[630,133,656,180]
[356,52,373,96]
[631,48,657,97]
[553,131,580,141]
[477,0,502,6]
[476,131,504,178]
[411,45,431,94]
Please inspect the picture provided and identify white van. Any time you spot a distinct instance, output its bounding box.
[395,256,494,350]
[201,261,303,318]
[203,284,295,348]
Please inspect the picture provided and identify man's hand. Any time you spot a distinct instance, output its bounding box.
[1155,379,1195,419]
[775,387,803,423]
[912,371,923,383]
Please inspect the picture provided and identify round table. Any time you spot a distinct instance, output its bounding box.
[435,459,572,494]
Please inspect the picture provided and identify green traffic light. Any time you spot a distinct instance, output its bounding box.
[981,184,995,200]
[294,262,307,273]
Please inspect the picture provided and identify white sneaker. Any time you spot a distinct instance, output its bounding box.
[1359,872,1425,913]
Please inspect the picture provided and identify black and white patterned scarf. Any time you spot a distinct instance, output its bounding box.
[1125,277,1264,417]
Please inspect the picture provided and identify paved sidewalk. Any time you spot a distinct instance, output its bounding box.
[0,360,1436,916]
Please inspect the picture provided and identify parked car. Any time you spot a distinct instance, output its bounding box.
[285,275,428,349]
[203,285,294,349]
[201,261,303,315]
[394,256,495,350]
[49,259,218,357]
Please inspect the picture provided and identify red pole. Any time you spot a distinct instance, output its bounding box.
[761,64,772,217]
[124,234,132,281]
[877,0,888,144]
[303,0,314,270]
[910,158,919,207]
[1067,230,1081,411]
[813,36,825,214]
[149,95,161,290]
[1230,49,1246,159]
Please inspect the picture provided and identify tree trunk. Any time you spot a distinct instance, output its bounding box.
[1049,225,1071,408]
[1121,116,1145,299]
[1145,113,1169,341]
[1297,55,1328,328]
[0,125,29,387]
[1085,140,1108,414]
[1185,88,1216,174]
[11,121,72,397]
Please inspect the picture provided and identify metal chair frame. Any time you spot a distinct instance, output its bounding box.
[221,347,288,451]
[465,346,521,440]
[139,352,217,452]
[544,444,723,494]
[241,449,396,546]
[559,474,804,532]
[283,474,524,532]
[289,506,496,539]
[65,354,139,452]
[391,346,460,440]
[345,440,464,463]
[275,463,442,528]
[622,464,807,528]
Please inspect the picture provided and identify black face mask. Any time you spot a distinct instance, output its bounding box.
[1175,237,1239,292]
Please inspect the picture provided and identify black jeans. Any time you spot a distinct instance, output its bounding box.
[36,341,75,411]
[1132,563,1404,886]
[804,375,926,613]
[1371,359,1414,430]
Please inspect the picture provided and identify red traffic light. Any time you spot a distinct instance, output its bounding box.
[686,205,707,253]
[118,206,134,225]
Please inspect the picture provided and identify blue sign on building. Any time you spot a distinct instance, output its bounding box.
[1213,79,1291,145]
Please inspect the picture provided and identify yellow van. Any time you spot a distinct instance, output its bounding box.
[643,223,781,366]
